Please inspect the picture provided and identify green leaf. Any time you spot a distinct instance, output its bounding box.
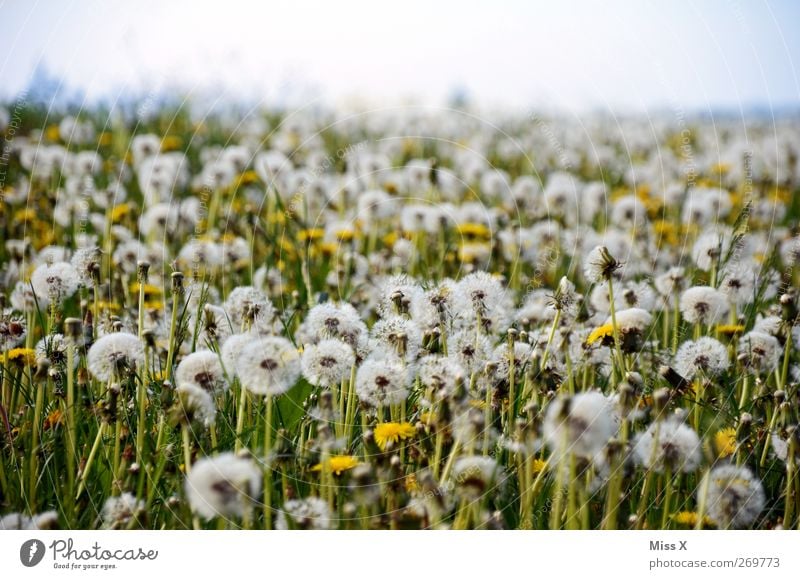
[276,379,313,433]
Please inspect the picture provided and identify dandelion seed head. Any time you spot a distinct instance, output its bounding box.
[176,350,227,394]
[355,356,411,408]
[702,464,765,529]
[101,492,145,529]
[633,418,702,473]
[87,332,144,381]
[674,337,729,380]
[679,286,730,325]
[301,338,355,387]
[185,453,262,520]
[543,391,616,461]
[236,336,301,396]
[30,262,80,304]
[276,497,331,530]
[176,382,217,428]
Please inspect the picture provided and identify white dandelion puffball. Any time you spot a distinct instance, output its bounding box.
[236,336,301,396]
[276,497,332,530]
[604,307,652,333]
[417,355,465,399]
[355,355,411,408]
[176,382,217,428]
[30,261,80,304]
[452,455,501,499]
[175,350,228,394]
[543,391,617,460]
[301,338,355,387]
[101,492,145,529]
[633,419,702,473]
[220,332,253,378]
[679,286,729,325]
[87,333,145,381]
[737,331,781,374]
[674,337,730,380]
[302,302,368,350]
[223,286,276,333]
[583,245,615,284]
[185,453,262,520]
[702,464,765,529]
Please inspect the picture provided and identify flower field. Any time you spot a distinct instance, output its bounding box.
[0,104,798,530]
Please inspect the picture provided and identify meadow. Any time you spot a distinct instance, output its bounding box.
[0,103,798,530]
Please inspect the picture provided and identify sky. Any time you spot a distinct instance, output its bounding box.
[0,0,799,113]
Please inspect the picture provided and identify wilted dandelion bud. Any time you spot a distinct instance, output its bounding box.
[652,387,671,415]
[170,271,184,295]
[64,317,83,341]
[141,329,157,349]
[617,381,637,416]
[136,260,150,281]
[34,358,50,380]
[774,390,786,404]
[779,290,797,322]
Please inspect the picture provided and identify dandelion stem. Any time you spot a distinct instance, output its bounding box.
[76,421,107,500]
[263,394,274,529]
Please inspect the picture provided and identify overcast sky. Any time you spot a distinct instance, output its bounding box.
[1,0,799,113]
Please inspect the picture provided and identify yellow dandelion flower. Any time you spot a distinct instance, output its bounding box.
[45,124,61,142]
[13,208,37,224]
[7,348,36,366]
[96,300,122,312]
[716,324,744,336]
[238,170,259,185]
[456,222,492,239]
[143,300,165,310]
[419,411,434,425]
[714,427,737,458]
[468,399,487,410]
[381,231,398,248]
[374,422,416,451]
[110,203,132,223]
[297,228,325,243]
[609,186,630,202]
[335,228,357,242]
[531,459,548,475]
[311,455,360,476]
[319,242,338,256]
[160,135,183,152]
[710,162,731,175]
[673,511,714,527]
[405,473,419,493]
[653,220,680,246]
[130,283,164,296]
[97,132,113,147]
[587,323,614,345]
